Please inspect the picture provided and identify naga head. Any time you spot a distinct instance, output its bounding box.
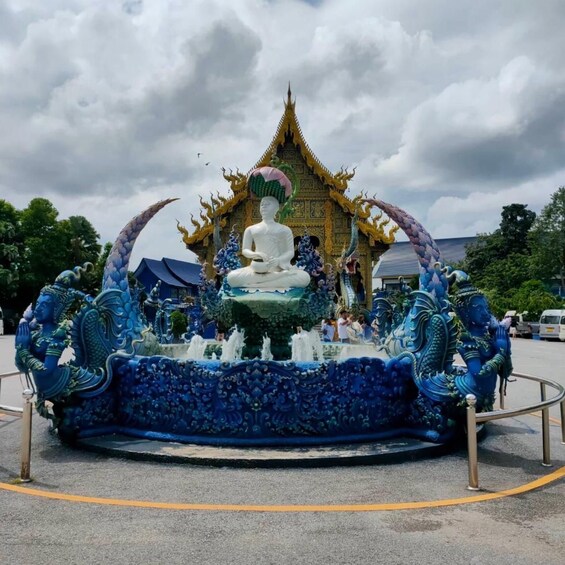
[38,263,93,324]
[448,269,492,330]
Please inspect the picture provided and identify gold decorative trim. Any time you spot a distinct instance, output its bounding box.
[221,168,247,193]
[328,190,398,245]
[324,200,333,256]
[178,89,396,251]
[176,189,247,249]
[254,89,355,192]
[245,199,253,228]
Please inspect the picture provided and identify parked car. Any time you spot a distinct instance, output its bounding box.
[539,309,565,341]
[504,311,540,339]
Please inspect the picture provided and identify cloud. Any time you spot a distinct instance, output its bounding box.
[0,0,564,268]
[374,56,565,190]
[0,2,261,197]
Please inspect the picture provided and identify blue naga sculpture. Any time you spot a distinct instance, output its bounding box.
[14,193,512,447]
[144,281,174,344]
[15,199,176,421]
[363,198,512,426]
[336,203,362,310]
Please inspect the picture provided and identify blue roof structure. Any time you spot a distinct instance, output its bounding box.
[163,258,202,286]
[134,257,201,301]
[373,237,476,279]
[135,258,187,288]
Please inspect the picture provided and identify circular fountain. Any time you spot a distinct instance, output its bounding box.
[14,167,512,458]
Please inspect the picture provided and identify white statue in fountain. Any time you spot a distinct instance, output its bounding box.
[291,327,314,362]
[226,196,310,291]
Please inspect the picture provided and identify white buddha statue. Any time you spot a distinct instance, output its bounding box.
[226,196,310,290]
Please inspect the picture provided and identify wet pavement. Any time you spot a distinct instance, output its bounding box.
[1,335,564,565]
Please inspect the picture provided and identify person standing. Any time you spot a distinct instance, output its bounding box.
[321,318,335,342]
[337,311,351,343]
[348,315,363,343]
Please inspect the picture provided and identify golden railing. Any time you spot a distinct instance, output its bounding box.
[466,371,565,490]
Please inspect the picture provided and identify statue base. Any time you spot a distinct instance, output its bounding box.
[217,287,320,359]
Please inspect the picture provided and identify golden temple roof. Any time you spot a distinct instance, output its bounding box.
[254,85,355,191]
[178,87,397,249]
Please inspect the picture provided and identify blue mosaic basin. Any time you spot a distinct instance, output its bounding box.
[56,355,453,446]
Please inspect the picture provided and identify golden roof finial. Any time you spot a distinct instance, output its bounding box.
[285,82,295,110]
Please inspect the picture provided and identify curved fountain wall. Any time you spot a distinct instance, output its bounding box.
[56,354,452,446]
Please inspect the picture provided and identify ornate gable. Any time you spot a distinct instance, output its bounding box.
[177,88,397,308]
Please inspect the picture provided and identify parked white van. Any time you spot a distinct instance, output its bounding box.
[539,309,565,341]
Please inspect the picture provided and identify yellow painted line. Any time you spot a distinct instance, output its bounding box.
[503,405,562,426]
[1,466,563,512]
[527,411,561,426]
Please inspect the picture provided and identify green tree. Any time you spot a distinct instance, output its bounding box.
[16,198,104,311]
[170,310,188,339]
[57,215,102,295]
[59,215,101,266]
[529,187,565,293]
[0,200,24,303]
[462,203,536,291]
[508,280,561,319]
[18,198,64,305]
[475,253,532,295]
[499,203,536,255]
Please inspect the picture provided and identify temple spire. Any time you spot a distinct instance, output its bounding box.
[285,82,295,109]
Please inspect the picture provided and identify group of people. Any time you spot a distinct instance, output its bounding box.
[321,311,375,344]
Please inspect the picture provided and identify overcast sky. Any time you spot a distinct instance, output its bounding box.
[1,0,564,269]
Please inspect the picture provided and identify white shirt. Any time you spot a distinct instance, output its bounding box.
[321,323,335,341]
[337,317,350,339]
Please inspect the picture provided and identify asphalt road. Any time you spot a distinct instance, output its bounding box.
[1,335,564,565]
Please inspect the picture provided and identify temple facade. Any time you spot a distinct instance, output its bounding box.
[177,89,397,310]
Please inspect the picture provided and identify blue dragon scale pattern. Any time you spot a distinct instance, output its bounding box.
[16,197,512,447]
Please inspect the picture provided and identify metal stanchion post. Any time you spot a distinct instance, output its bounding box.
[20,388,34,482]
[559,400,565,445]
[540,383,551,467]
[466,394,480,491]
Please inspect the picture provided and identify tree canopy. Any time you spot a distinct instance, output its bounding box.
[461,191,564,318]
[0,197,104,322]
[0,200,24,304]
[528,187,565,292]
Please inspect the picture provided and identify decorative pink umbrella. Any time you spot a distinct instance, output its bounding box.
[247,166,292,203]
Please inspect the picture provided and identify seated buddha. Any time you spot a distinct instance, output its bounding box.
[226,196,310,290]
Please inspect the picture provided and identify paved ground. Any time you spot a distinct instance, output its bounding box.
[1,335,564,565]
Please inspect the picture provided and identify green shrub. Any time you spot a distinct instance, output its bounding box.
[170,310,188,339]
